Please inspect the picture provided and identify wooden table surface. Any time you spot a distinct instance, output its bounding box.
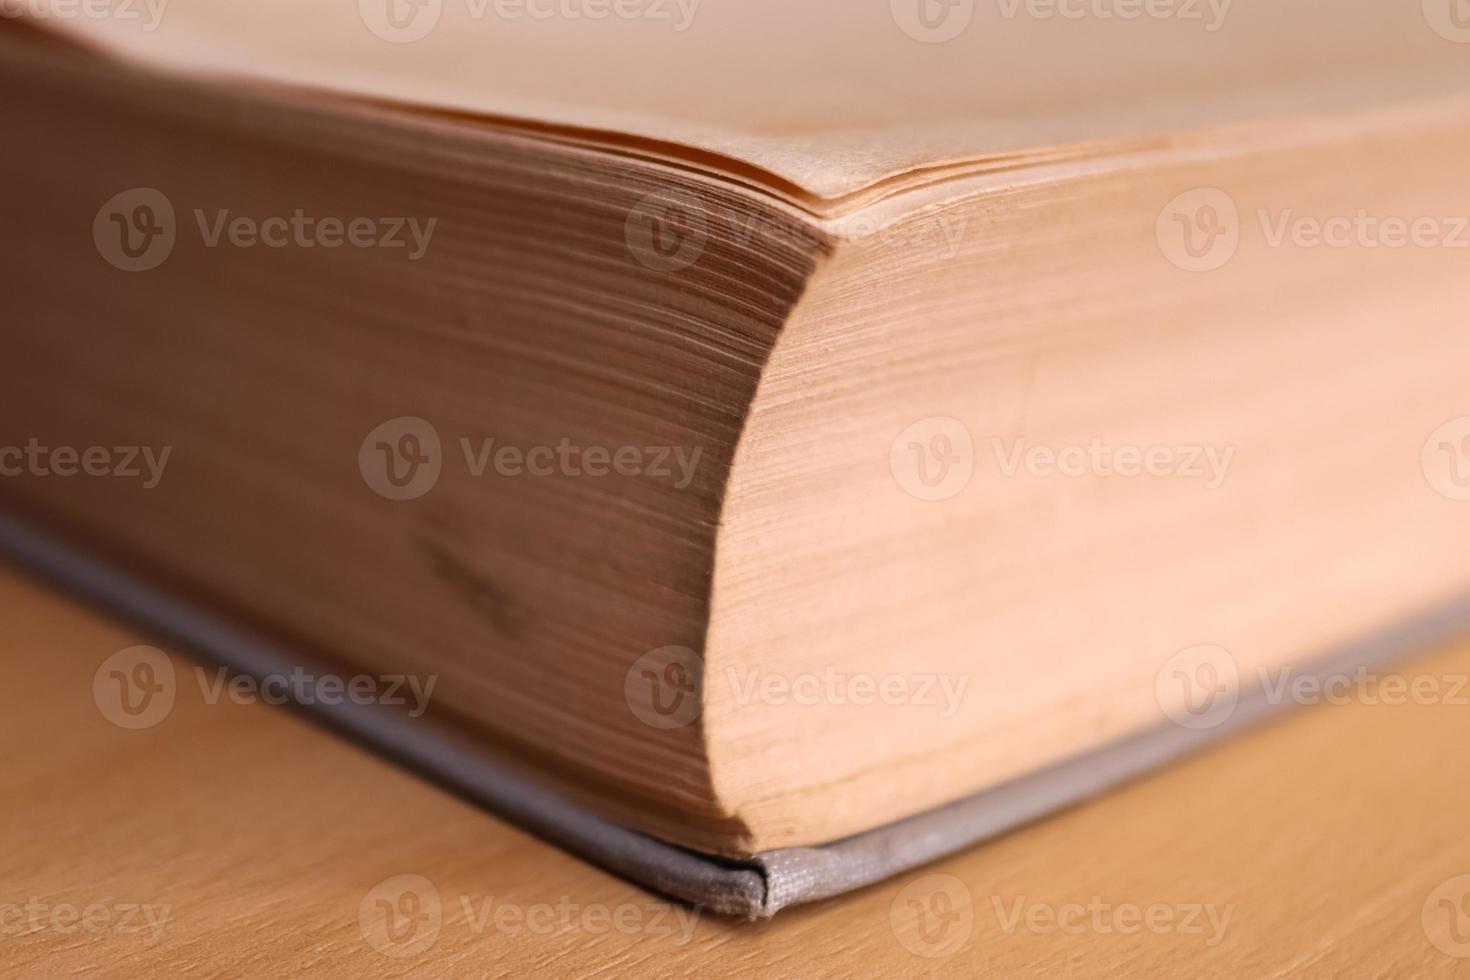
[4,565,1469,978]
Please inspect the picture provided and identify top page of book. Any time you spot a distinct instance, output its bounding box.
[25,0,1470,205]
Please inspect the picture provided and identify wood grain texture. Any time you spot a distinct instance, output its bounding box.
[4,565,1470,978]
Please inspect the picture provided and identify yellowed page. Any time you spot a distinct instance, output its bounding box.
[20,0,1470,202]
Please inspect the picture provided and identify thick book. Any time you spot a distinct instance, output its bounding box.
[4,0,1470,916]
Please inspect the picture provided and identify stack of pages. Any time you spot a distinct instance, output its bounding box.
[4,0,1470,916]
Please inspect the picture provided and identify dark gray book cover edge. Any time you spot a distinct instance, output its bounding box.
[2,510,1465,919]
